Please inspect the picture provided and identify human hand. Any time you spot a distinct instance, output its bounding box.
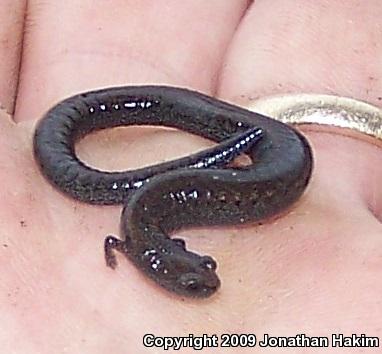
[1,1,381,353]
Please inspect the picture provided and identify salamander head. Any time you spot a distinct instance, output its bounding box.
[143,244,220,298]
[172,254,220,298]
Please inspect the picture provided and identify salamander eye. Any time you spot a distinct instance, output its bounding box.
[178,273,202,291]
[184,278,199,291]
[200,256,217,270]
[177,272,220,297]
[172,238,186,249]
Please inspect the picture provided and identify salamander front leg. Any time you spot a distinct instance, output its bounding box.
[104,235,128,269]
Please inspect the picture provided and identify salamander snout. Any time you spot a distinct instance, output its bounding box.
[176,272,220,298]
[174,256,220,298]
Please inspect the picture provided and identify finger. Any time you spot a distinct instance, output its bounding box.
[15,0,250,122]
[0,0,26,115]
[219,0,382,106]
[217,0,382,314]
[219,0,382,207]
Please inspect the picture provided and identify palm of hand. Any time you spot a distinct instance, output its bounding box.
[1,2,381,353]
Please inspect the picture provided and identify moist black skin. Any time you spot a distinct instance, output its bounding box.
[34,85,313,298]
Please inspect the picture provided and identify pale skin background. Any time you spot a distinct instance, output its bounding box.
[0,0,381,353]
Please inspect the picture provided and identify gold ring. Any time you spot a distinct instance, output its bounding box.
[246,94,382,147]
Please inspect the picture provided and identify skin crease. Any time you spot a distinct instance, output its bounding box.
[0,0,381,353]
